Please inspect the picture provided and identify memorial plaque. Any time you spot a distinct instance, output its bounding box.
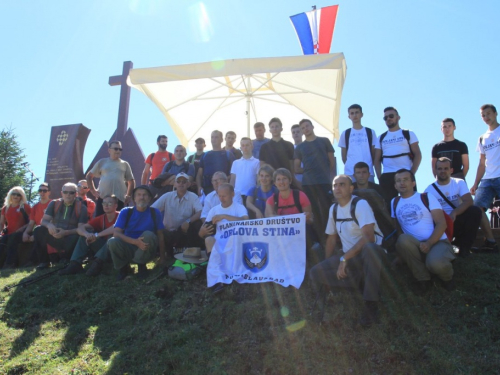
[44,124,91,195]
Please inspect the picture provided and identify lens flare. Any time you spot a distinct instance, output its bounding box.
[189,2,214,43]
[280,306,290,317]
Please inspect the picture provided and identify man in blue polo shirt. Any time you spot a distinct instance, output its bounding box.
[108,185,165,280]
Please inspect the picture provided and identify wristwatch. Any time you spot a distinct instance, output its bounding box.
[340,256,346,262]
[185,219,191,225]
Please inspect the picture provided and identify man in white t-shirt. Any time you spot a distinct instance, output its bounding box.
[229,138,260,199]
[199,183,248,294]
[200,172,243,223]
[392,169,455,295]
[338,104,380,182]
[470,104,500,253]
[424,157,481,257]
[309,175,386,326]
[374,107,422,209]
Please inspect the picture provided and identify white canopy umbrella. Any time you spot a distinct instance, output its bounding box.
[127,53,346,148]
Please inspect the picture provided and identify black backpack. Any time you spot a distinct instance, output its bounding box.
[163,161,190,174]
[379,129,413,160]
[273,189,302,214]
[332,190,397,251]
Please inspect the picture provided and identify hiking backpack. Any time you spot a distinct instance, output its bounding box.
[273,189,303,214]
[379,129,413,160]
[345,127,373,160]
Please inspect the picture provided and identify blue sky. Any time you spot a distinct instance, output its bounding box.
[1,0,499,191]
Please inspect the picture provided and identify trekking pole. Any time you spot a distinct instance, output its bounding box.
[145,267,169,285]
[2,266,65,291]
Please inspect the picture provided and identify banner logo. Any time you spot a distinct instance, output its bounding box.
[243,242,269,272]
[56,131,69,146]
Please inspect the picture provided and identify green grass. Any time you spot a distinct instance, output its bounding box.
[0,253,499,375]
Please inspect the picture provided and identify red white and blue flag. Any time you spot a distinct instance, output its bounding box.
[290,5,339,55]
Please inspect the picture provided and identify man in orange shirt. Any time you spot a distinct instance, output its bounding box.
[142,135,174,186]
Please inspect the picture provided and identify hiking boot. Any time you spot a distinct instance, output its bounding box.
[58,261,84,276]
[442,278,456,292]
[137,264,148,279]
[472,239,499,253]
[36,262,51,270]
[116,264,132,281]
[359,301,380,327]
[457,246,471,257]
[213,282,225,294]
[85,258,104,277]
[413,280,432,296]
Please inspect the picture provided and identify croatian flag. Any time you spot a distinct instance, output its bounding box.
[290,5,339,55]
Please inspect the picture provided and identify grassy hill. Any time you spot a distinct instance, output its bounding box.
[0,253,499,375]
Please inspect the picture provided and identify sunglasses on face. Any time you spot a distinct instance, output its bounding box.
[102,202,115,206]
[11,192,21,197]
[383,114,396,121]
[62,191,76,195]
[110,147,123,151]
[38,189,49,193]
[77,184,89,189]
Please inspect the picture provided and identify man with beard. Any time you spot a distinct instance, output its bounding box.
[107,185,165,280]
[424,157,481,257]
[374,107,422,208]
[141,135,174,196]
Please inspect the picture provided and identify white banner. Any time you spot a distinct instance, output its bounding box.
[207,214,306,288]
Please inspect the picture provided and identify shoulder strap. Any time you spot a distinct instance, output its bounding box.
[402,129,413,158]
[150,207,158,233]
[124,208,134,230]
[150,153,156,164]
[168,152,173,161]
[479,136,484,146]
[345,128,352,152]
[183,161,190,174]
[20,204,29,224]
[273,191,279,212]
[164,161,174,173]
[365,127,373,160]
[431,183,457,209]
[420,193,431,212]
[292,189,302,213]
[379,131,388,158]
[392,196,401,218]
[253,187,258,202]
[54,200,62,215]
[332,202,339,222]
[349,196,360,227]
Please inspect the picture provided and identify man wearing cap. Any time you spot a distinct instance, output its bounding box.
[86,140,135,216]
[107,185,165,280]
[152,173,203,262]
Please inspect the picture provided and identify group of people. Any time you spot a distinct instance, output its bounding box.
[1,103,499,326]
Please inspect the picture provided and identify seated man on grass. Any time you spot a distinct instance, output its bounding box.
[310,175,386,327]
[58,195,120,276]
[108,185,165,280]
[199,183,248,293]
[37,182,88,267]
[152,172,203,263]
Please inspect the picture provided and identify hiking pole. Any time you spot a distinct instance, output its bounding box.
[145,267,169,285]
[2,266,65,291]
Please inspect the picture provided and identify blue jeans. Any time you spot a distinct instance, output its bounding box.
[474,177,500,209]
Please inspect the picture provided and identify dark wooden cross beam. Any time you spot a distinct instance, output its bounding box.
[108,61,133,138]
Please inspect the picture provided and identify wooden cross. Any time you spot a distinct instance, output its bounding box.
[108,61,133,138]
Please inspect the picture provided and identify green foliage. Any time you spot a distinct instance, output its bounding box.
[0,128,33,204]
[0,254,499,374]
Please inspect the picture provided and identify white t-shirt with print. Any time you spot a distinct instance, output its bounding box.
[326,197,382,252]
[391,192,447,242]
[424,178,469,215]
[477,126,500,179]
[338,127,380,176]
[379,129,418,173]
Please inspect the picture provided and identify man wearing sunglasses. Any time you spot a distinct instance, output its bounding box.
[36,182,88,267]
[22,183,52,266]
[374,107,422,209]
[86,140,135,217]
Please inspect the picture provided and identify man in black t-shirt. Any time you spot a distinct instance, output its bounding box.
[431,118,469,179]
